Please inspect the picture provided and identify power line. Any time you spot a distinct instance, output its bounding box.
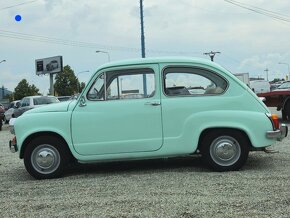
[224,0,290,23]
[0,29,140,52]
[0,0,40,11]
[0,29,200,56]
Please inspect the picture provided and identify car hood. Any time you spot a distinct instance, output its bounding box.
[24,101,74,114]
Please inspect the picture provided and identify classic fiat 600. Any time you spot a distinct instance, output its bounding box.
[9,57,288,179]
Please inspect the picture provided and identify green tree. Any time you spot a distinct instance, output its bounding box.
[79,82,86,92]
[54,65,79,96]
[14,79,40,100]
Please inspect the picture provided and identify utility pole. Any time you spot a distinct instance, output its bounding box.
[139,0,145,58]
[204,51,220,62]
[139,0,147,96]
[264,68,269,81]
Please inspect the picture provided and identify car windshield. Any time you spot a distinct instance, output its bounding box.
[33,97,59,105]
[277,82,290,89]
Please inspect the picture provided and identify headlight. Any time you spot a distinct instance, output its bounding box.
[9,118,16,126]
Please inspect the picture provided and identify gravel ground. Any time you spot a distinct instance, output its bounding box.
[0,112,289,217]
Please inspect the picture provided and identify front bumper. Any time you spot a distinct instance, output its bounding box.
[9,136,17,153]
[266,124,288,141]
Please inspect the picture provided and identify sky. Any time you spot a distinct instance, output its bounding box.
[1,0,290,95]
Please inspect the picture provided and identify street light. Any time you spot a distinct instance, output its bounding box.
[96,50,111,62]
[278,62,290,81]
[77,70,90,78]
[0,59,6,64]
[77,70,90,92]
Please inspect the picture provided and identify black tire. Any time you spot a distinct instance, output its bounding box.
[23,136,69,179]
[200,130,249,171]
[282,109,287,121]
[284,100,290,121]
[4,116,9,124]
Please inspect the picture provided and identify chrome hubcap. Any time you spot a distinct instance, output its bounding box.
[31,144,60,174]
[36,150,55,168]
[210,136,241,166]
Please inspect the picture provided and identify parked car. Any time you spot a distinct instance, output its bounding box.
[8,100,20,109]
[4,108,14,124]
[46,60,58,71]
[9,57,288,179]
[249,80,270,94]
[274,81,290,91]
[13,96,60,118]
[270,81,284,91]
[0,103,4,131]
[4,100,20,123]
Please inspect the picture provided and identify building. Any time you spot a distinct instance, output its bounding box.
[0,86,12,100]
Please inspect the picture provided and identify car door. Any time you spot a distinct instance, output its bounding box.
[71,65,163,155]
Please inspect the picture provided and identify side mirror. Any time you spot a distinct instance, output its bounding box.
[15,102,21,108]
[79,96,86,107]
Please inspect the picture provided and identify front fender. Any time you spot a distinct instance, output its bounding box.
[14,112,73,158]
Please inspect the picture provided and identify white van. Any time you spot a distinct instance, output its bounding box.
[250,80,270,94]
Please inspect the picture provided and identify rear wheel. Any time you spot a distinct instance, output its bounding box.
[284,100,290,121]
[201,130,249,171]
[282,109,287,121]
[24,136,69,179]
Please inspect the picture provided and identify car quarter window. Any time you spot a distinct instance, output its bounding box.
[163,67,228,96]
[87,68,155,101]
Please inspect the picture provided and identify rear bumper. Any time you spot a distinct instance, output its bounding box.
[266,124,288,141]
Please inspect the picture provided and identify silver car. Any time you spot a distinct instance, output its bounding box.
[13,96,60,118]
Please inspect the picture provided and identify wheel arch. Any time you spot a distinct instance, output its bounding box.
[197,127,253,151]
[20,131,74,160]
[282,96,290,109]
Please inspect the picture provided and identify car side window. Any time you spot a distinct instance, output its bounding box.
[87,73,105,101]
[87,68,155,101]
[163,67,227,96]
[106,68,155,100]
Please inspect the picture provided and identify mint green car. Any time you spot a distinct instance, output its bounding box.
[9,57,288,179]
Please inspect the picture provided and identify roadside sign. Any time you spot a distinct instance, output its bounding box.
[35,56,63,75]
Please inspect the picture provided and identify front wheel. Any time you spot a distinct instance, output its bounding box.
[201,130,249,171]
[24,136,69,179]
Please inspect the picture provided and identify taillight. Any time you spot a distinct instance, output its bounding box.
[271,114,280,130]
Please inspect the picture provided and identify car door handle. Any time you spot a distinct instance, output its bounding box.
[145,102,161,106]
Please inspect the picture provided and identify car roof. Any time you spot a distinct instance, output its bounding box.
[97,57,224,71]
